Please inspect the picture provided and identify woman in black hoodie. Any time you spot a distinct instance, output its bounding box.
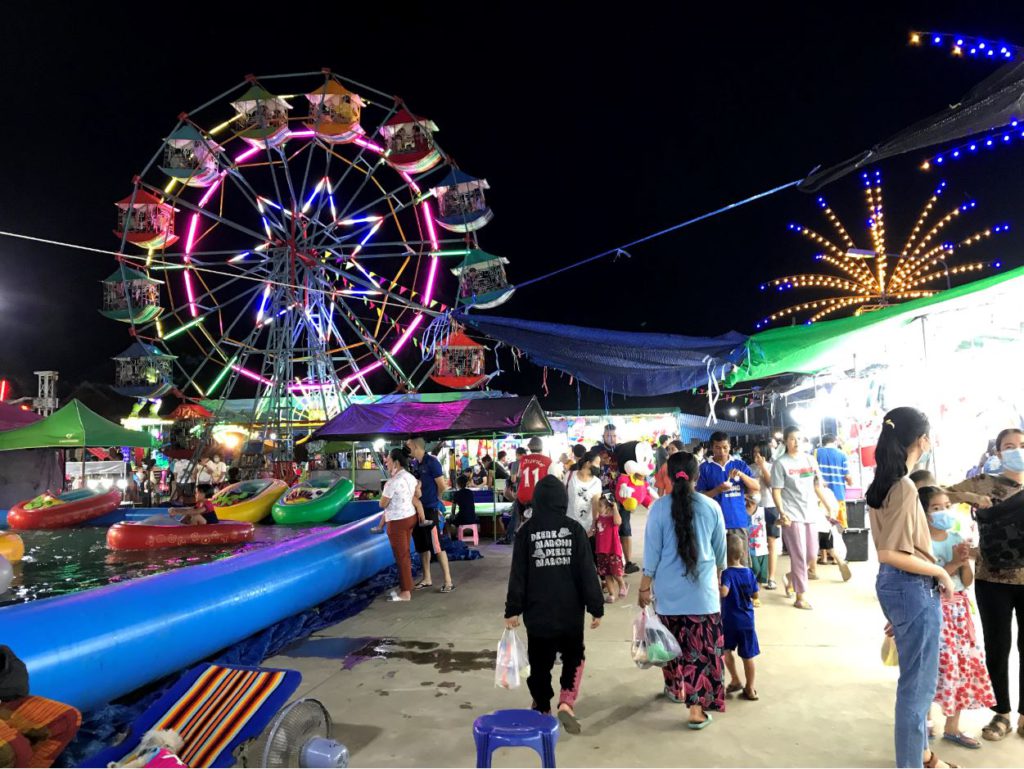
[505,476,605,733]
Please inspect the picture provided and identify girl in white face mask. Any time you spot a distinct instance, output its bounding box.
[942,428,1024,742]
[919,485,995,750]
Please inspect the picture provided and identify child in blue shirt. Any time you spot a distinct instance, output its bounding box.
[720,533,760,701]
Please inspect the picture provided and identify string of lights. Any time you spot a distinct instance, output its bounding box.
[908,30,1024,61]
[757,172,1008,329]
[920,121,1024,171]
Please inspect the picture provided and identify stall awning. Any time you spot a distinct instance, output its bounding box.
[455,312,748,397]
[726,266,1024,387]
[0,403,42,432]
[313,395,552,442]
[0,400,158,451]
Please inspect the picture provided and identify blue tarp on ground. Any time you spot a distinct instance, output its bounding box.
[455,312,748,397]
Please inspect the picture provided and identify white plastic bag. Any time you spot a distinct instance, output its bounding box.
[495,628,529,689]
[631,605,682,668]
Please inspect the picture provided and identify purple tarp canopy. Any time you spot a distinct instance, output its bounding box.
[313,395,552,442]
[0,403,42,432]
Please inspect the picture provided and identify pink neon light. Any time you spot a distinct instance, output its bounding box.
[423,256,439,306]
[184,213,200,254]
[354,137,385,154]
[234,146,260,163]
[289,130,315,138]
[400,171,421,194]
[390,313,423,355]
[286,382,333,392]
[231,365,274,386]
[342,360,383,386]
[197,173,225,208]
[183,269,198,318]
[421,201,440,250]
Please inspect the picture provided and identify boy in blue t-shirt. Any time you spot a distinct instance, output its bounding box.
[720,533,760,701]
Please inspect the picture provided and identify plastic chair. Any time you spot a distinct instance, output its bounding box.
[473,709,559,768]
[458,524,480,546]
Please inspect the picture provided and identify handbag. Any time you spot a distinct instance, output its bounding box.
[0,645,29,701]
[975,487,1024,570]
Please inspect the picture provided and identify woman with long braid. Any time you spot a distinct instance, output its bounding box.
[638,451,727,730]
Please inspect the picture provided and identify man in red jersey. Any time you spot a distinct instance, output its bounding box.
[511,436,552,531]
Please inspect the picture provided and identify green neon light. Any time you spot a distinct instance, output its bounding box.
[162,316,205,340]
[206,356,237,396]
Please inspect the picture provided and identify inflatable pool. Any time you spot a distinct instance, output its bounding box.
[0,532,24,562]
[107,520,255,551]
[8,489,122,530]
[272,474,354,524]
[213,479,288,522]
[3,517,393,711]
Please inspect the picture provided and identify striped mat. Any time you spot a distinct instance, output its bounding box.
[154,666,288,767]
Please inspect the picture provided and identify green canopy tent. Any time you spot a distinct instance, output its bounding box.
[0,400,158,452]
[725,266,1024,387]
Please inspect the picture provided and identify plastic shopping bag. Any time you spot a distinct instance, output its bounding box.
[880,635,899,667]
[495,628,529,689]
[632,606,682,668]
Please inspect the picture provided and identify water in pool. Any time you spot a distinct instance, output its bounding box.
[1,525,315,607]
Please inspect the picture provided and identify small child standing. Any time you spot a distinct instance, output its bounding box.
[745,493,768,590]
[919,486,996,750]
[720,533,760,701]
[593,494,627,602]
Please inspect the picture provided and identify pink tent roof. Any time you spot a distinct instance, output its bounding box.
[0,403,43,432]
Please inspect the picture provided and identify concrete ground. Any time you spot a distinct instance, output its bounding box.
[266,512,1024,767]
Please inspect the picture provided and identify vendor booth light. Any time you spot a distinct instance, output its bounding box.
[373,439,386,451]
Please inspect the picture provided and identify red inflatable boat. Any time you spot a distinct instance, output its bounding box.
[106,520,255,551]
[8,489,122,530]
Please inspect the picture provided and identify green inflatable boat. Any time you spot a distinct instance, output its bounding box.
[271,473,355,524]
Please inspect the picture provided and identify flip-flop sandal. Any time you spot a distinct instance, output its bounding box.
[765,580,778,590]
[557,708,581,735]
[619,583,629,599]
[439,584,455,593]
[924,751,961,768]
[663,686,684,704]
[387,591,410,602]
[414,582,432,590]
[839,561,853,582]
[982,714,1011,741]
[783,576,793,598]
[741,688,759,701]
[942,732,981,749]
[726,683,743,694]
[687,712,713,730]
[794,599,813,610]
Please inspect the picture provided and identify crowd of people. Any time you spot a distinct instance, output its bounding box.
[482,416,1024,768]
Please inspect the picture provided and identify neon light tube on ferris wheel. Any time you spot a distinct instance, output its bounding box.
[302,178,326,214]
[197,173,226,208]
[400,171,421,195]
[231,365,274,386]
[234,146,260,163]
[353,137,384,154]
[256,284,271,323]
[289,130,316,138]
[341,360,383,386]
[336,215,384,226]
[390,313,423,355]
[424,256,439,307]
[421,200,440,251]
[350,220,384,259]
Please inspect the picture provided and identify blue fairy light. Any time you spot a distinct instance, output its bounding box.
[994,261,1003,268]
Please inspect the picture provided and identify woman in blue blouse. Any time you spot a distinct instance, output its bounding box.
[638,451,727,729]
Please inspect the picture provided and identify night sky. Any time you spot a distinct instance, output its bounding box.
[1,4,1022,412]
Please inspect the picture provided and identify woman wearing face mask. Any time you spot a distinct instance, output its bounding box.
[866,407,956,768]
[371,448,421,602]
[918,485,995,751]
[942,428,1024,741]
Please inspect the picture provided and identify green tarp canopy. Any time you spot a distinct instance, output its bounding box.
[0,400,158,452]
[725,266,1024,387]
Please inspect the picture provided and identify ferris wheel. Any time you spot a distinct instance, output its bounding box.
[102,70,512,444]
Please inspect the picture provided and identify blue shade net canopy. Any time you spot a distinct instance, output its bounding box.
[454,313,748,398]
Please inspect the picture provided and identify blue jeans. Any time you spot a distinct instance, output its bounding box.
[876,564,941,768]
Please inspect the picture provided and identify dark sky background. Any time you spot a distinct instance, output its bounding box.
[1,3,1022,413]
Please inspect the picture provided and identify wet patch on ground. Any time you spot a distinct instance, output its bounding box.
[343,637,494,674]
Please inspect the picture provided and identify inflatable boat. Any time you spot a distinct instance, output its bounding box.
[212,479,288,522]
[106,520,255,551]
[272,474,354,524]
[8,489,122,530]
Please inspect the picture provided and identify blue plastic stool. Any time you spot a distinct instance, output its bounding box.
[473,709,559,768]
